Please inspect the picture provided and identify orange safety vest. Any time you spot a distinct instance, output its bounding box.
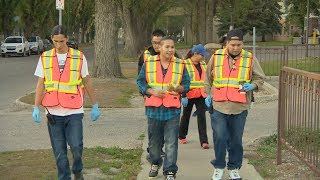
[184,58,207,99]
[41,48,84,109]
[212,48,253,103]
[144,55,184,108]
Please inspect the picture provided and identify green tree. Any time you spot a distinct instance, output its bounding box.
[247,0,282,41]
[284,0,320,28]
[0,0,19,37]
[15,0,55,37]
[120,0,177,57]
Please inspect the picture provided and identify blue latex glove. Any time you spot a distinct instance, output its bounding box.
[243,83,255,92]
[32,107,40,123]
[91,103,100,122]
[205,95,212,108]
[181,97,188,107]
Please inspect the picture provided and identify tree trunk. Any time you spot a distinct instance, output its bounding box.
[121,3,149,58]
[93,0,122,78]
[206,0,214,43]
[198,0,206,44]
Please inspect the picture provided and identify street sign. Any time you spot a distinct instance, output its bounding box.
[56,0,64,10]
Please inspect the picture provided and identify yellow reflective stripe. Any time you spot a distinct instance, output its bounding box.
[44,83,78,93]
[185,59,196,81]
[69,48,81,83]
[214,49,225,78]
[146,55,158,84]
[173,58,184,85]
[238,50,251,80]
[43,50,54,82]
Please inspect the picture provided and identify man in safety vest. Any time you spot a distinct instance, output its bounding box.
[137,36,190,180]
[204,29,265,180]
[138,29,180,162]
[32,25,101,180]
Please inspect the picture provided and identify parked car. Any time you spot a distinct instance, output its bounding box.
[1,36,30,57]
[28,36,44,54]
[67,37,78,49]
[43,39,52,51]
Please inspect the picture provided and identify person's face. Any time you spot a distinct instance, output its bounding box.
[159,39,175,60]
[226,39,243,56]
[192,53,204,63]
[151,36,162,52]
[51,34,68,52]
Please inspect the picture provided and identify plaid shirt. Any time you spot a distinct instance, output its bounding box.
[137,63,190,121]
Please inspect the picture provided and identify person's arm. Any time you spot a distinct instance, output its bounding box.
[138,53,145,75]
[34,77,45,107]
[250,56,266,91]
[82,76,97,105]
[204,55,214,95]
[137,63,150,96]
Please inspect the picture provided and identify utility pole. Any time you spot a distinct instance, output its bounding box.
[56,0,64,25]
[306,0,309,57]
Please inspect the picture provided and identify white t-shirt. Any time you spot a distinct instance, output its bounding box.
[34,53,89,116]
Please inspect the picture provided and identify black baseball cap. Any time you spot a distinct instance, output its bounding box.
[226,29,243,41]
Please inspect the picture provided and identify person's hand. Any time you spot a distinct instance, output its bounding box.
[91,103,100,122]
[181,97,188,107]
[167,84,176,92]
[205,95,212,108]
[243,83,255,92]
[152,89,166,98]
[32,107,40,123]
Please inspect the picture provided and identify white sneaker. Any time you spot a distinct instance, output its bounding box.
[211,168,224,180]
[229,168,241,180]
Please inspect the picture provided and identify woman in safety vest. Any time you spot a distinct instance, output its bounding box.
[32,25,100,180]
[178,44,210,149]
[137,36,190,180]
[204,29,265,180]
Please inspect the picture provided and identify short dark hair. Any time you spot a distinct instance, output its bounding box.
[152,29,165,37]
[51,25,68,37]
[160,36,175,45]
[226,29,243,41]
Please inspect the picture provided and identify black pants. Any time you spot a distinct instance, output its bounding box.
[179,97,208,145]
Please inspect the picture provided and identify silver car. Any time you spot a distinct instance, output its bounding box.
[1,36,30,57]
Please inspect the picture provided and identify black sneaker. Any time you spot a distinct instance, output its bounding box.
[74,172,84,180]
[165,171,176,180]
[148,164,160,178]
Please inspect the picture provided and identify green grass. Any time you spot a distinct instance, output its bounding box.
[255,41,292,47]
[175,42,192,49]
[260,57,320,76]
[0,147,143,179]
[119,55,137,62]
[247,134,278,178]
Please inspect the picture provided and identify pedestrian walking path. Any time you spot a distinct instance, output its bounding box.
[137,77,279,180]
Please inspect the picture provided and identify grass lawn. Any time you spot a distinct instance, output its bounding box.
[0,147,142,180]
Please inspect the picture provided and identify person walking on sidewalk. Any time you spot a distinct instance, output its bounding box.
[32,25,101,180]
[179,44,210,149]
[137,36,190,180]
[204,29,265,180]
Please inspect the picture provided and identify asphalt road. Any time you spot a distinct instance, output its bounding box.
[0,47,95,112]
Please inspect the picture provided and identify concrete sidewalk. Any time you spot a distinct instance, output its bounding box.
[137,79,279,180]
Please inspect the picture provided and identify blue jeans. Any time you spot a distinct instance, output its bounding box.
[148,115,179,175]
[47,113,84,180]
[210,109,247,170]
